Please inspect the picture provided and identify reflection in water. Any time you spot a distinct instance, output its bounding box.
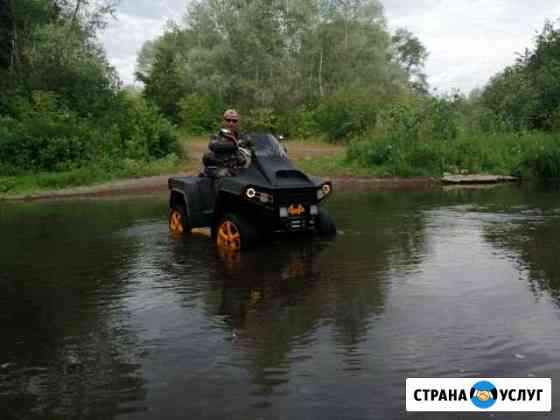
[0,200,162,419]
[154,190,430,412]
[480,185,560,306]
[2,185,560,419]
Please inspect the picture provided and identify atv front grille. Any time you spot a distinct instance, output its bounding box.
[276,189,316,205]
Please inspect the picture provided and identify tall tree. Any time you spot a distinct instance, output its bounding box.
[482,19,560,131]
[391,27,429,92]
[138,0,424,121]
[0,0,120,115]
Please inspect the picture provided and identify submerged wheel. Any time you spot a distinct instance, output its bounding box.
[316,207,336,237]
[169,205,191,236]
[215,213,257,251]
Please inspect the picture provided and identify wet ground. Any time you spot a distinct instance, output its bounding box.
[1,183,560,419]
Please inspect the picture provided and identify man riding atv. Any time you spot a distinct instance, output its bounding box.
[203,109,248,177]
[168,109,336,251]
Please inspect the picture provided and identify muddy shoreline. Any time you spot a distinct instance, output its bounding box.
[1,140,520,202]
[2,173,521,202]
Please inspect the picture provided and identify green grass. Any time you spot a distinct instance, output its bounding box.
[343,131,560,178]
[0,154,184,198]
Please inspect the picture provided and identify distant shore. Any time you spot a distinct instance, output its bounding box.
[0,137,520,202]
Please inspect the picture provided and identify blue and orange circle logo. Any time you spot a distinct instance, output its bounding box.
[470,381,498,409]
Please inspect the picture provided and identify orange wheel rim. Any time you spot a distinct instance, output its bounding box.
[217,220,241,251]
[169,210,184,234]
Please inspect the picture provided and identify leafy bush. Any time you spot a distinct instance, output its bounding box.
[480,21,560,132]
[0,92,95,172]
[110,92,180,160]
[0,91,179,175]
[347,126,560,178]
[373,97,459,143]
[276,105,319,138]
[313,94,378,142]
[178,93,221,134]
[520,134,560,177]
[241,107,278,132]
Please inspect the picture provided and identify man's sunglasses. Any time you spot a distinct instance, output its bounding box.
[225,118,238,123]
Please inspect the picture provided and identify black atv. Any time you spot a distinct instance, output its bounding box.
[168,133,336,251]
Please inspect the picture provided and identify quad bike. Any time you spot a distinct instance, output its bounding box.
[168,132,336,251]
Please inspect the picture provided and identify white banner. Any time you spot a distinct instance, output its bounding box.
[406,378,551,412]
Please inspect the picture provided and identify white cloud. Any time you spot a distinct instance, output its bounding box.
[383,0,560,93]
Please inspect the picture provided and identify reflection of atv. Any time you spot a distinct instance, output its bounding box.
[168,133,336,251]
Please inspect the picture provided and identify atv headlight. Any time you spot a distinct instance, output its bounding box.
[246,187,256,198]
[317,183,331,200]
[245,187,273,205]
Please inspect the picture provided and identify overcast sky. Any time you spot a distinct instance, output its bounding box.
[100,0,560,93]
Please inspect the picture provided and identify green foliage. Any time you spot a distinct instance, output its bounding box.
[139,0,421,126]
[25,23,116,112]
[178,93,220,134]
[0,153,183,197]
[139,40,188,122]
[277,105,320,138]
[0,92,95,173]
[347,96,506,176]
[365,97,459,147]
[391,28,429,92]
[0,1,180,183]
[1,1,119,113]
[96,92,180,160]
[520,135,560,177]
[347,124,560,178]
[241,108,278,133]
[481,20,560,132]
[313,94,379,141]
[0,91,179,176]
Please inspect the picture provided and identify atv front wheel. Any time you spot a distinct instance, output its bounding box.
[215,213,257,251]
[169,205,191,236]
[316,208,336,237]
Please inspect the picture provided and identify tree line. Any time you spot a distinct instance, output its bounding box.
[344,18,560,178]
[2,0,560,185]
[481,20,560,132]
[0,0,178,181]
[137,0,428,136]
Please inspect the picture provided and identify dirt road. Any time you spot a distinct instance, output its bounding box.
[186,138,343,166]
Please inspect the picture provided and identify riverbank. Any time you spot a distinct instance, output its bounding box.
[0,136,340,200]
[1,136,520,201]
[2,174,445,201]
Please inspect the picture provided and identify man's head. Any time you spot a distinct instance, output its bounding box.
[223,109,239,131]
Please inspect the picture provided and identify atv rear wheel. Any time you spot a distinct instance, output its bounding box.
[215,213,257,251]
[169,205,191,236]
[316,208,336,237]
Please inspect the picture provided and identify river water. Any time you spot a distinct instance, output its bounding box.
[1,183,559,419]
